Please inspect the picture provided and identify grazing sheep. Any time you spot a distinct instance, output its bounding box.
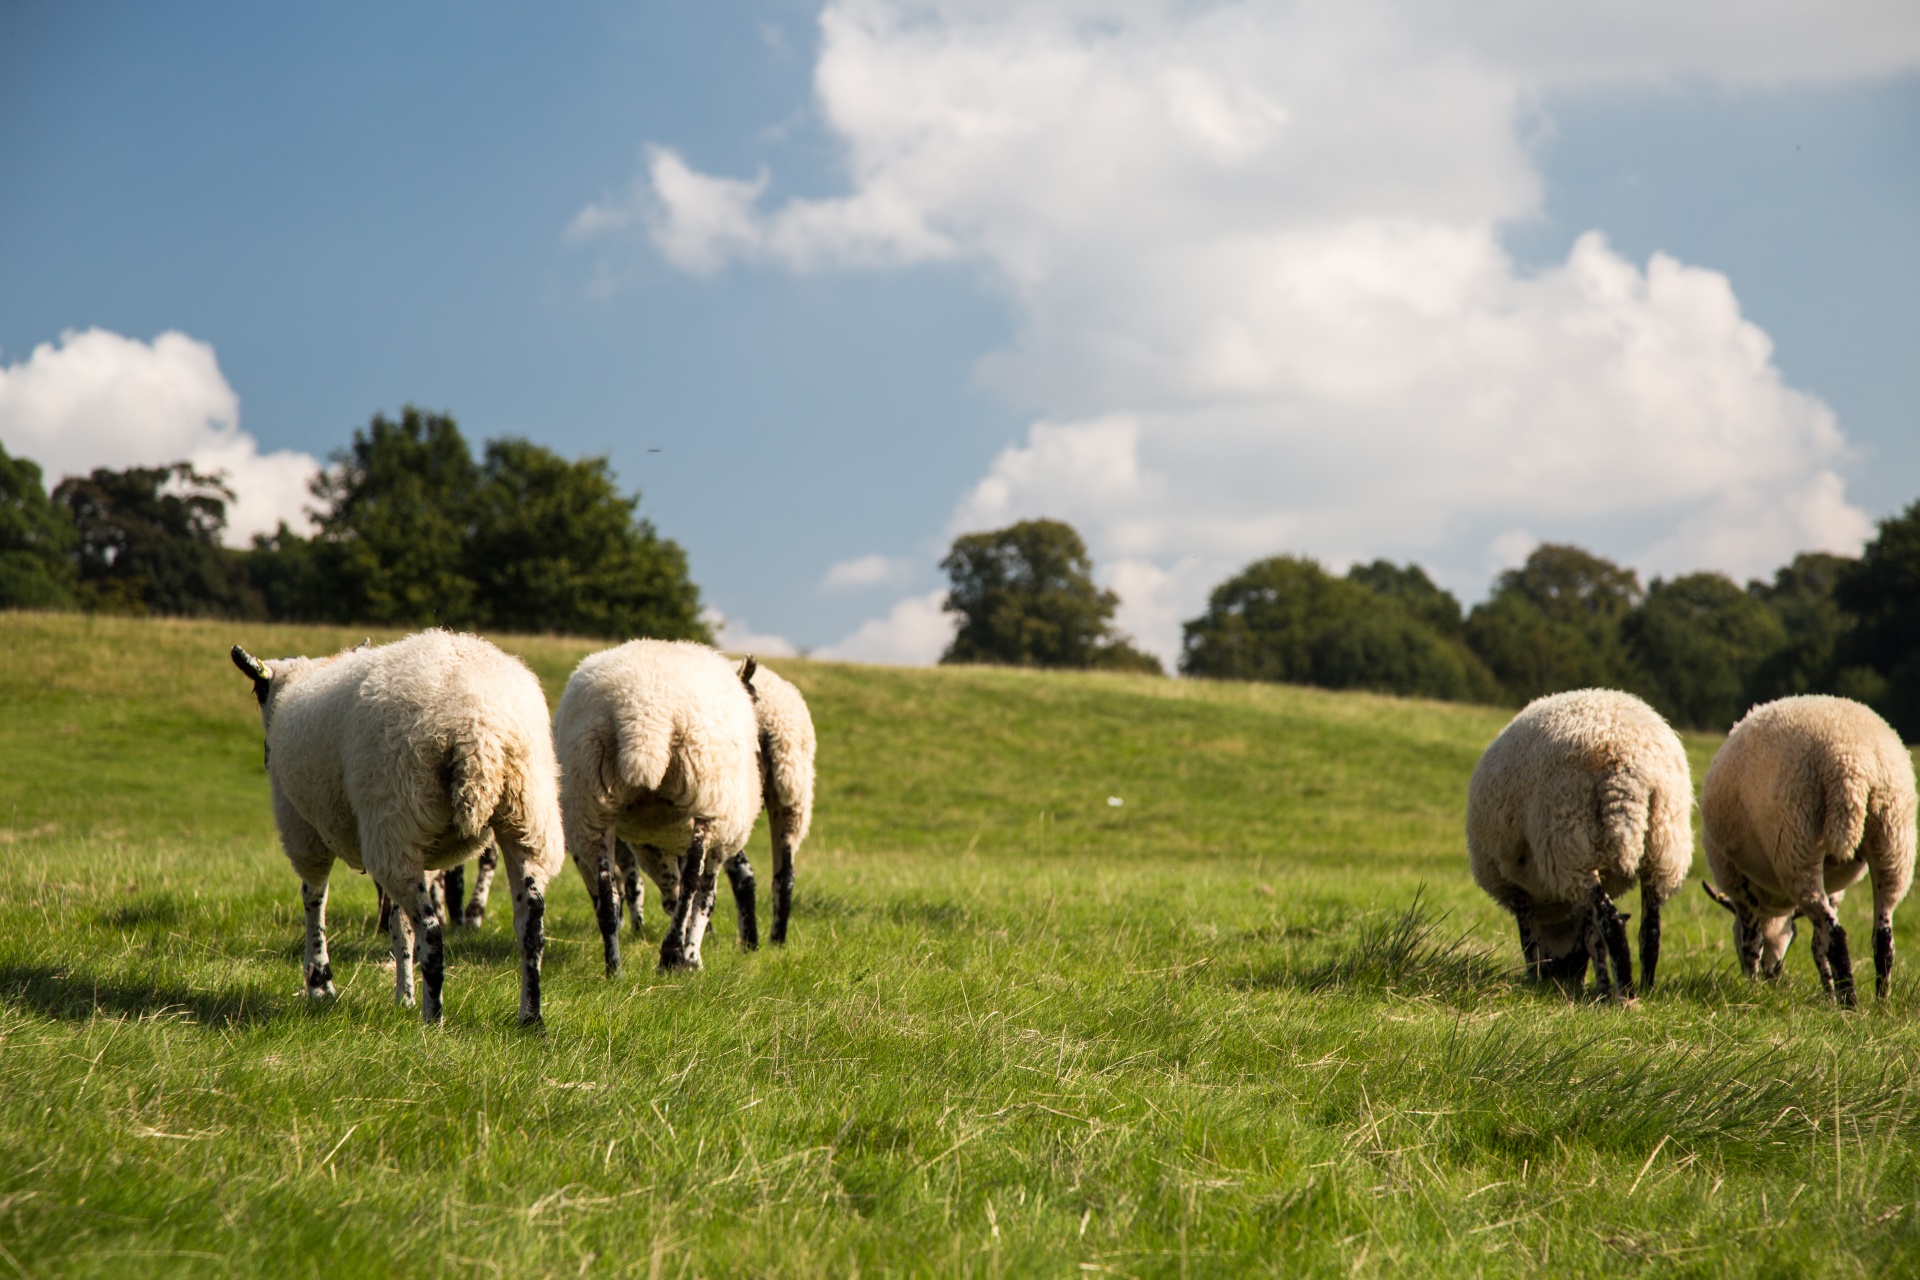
[1468,689,1693,998]
[231,630,564,1024]
[1700,695,1917,1006]
[553,639,761,974]
[617,658,817,950]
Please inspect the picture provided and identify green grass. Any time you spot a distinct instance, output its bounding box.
[3,611,1920,1277]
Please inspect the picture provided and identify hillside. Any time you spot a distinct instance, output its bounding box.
[1,612,1917,1277]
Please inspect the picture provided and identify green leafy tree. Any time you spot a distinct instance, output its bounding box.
[52,463,260,618]
[1464,544,1643,702]
[307,406,480,626]
[466,437,709,641]
[941,519,1161,672]
[1743,552,1855,704]
[0,441,77,609]
[1624,572,1785,729]
[1181,556,1494,700]
[1836,501,1920,738]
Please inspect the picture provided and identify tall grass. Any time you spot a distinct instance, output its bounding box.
[2,612,1919,1276]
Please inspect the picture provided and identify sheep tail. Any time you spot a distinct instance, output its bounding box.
[1815,771,1872,869]
[448,723,511,841]
[1595,764,1652,872]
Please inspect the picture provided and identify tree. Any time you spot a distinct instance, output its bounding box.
[1464,544,1643,702]
[306,406,480,626]
[1743,553,1854,705]
[52,462,260,617]
[465,437,709,641]
[1625,572,1785,730]
[0,441,77,609]
[1180,555,1494,700]
[1836,501,1920,738]
[940,518,1161,672]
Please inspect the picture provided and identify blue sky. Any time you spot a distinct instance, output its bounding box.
[2,2,1916,663]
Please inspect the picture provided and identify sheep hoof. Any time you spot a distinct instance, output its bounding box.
[518,1011,544,1029]
[305,983,337,1000]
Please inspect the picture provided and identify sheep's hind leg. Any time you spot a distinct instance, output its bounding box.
[402,878,448,1023]
[299,873,337,998]
[1638,894,1663,994]
[615,841,646,937]
[659,829,713,971]
[594,836,623,978]
[770,836,795,946]
[1808,899,1856,1007]
[1874,906,1895,1001]
[387,885,417,1009]
[463,842,497,929]
[1580,885,1633,999]
[726,852,759,951]
[442,865,465,928]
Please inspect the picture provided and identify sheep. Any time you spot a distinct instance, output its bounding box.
[553,639,761,974]
[1467,688,1693,999]
[1699,695,1917,1006]
[230,630,564,1024]
[613,658,817,951]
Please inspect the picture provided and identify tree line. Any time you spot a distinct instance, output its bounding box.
[937,515,1920,738]
[0,406,710,642]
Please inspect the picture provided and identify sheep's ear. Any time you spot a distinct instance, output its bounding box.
[231,644,272,702]
[1700,879,1737,914]
[738,655,759,700]
[356,636,371,651]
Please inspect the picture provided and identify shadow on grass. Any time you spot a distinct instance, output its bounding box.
[0,963,286,1026]
[99,896,184,929]
[1235,887,1511,997]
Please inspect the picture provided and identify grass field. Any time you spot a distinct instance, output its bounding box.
[4,612,1920,1277]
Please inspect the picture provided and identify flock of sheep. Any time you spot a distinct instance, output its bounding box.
[227,630,1916,1026]
[230,631,813,1025]
[1470,689,1917,1006]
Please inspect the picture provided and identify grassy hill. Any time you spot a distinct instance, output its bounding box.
[1,612,1918,1277]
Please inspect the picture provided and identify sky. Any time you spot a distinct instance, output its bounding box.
[2,1,1917,666]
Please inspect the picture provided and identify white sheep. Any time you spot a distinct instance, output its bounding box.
[625,658,817,950]
[553,639,761,973]
[1467,688,1694,998]
[1699,695,1917,1005]
[230,630,565,1024]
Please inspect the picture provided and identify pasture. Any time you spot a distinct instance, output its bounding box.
[2,612,1919,1277]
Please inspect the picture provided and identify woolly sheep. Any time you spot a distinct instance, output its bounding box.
[622,658,816,950]
[231,630,565,1024]
[1700,695,1917,1005]
[553,639,761,973]
[1467,689,1694,998]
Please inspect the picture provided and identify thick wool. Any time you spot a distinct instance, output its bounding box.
[553,639,761,973]
[236,630,564,1024]
[1468,688,1693,997]
[1702,695,1917,1003]
[718,661,817,948]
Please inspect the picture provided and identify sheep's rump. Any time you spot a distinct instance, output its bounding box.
[1468,689,1693,907]
[751,664,816,850]
[271,630,564,886]
[1702,695,1917,911]
[553,639,761,859]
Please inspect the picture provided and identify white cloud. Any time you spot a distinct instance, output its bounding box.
[818,589,956,665]
[613,1,1918,664]
[822,552,918,590]
[0,328,319,545]
[703,607,800,657]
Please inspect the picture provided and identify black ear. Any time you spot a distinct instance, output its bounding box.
[739,655,759,701]
[1700,879,1737,914]
[231,645,272,702]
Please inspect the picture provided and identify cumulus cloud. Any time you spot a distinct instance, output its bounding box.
[0,328,319,545]
[605,0,1917,664]
[703,608,800,658]
[822,552,919,590]
[817,589,955,665]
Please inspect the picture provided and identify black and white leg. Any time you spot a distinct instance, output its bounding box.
[1580,884,1633,999]
[1638,893,1663,994]
[726,852,759,950]
[299,873,337,998]
[403,877,448,1023]
[1808,898,1855,1007]
[387,880,417,1008]
[462,843,497,928]
[442,864,465,927]
[770,836,795,946]
[659,828,712,971]
[593,835,623,978]
[1873,906,1895,1001]
[615,841,647,936]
